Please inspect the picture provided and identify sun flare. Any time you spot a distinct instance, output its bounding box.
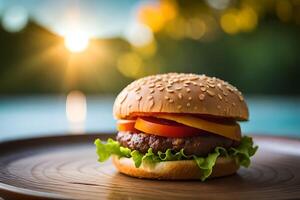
[64,31,90,53]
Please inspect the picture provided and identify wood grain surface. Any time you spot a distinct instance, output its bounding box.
[0,134,300,200]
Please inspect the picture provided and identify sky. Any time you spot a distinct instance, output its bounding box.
[0,0,145,38]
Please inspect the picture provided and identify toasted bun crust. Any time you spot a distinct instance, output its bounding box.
[112,155,239,180]
[113,73,248,121]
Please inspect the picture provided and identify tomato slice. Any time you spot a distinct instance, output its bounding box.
[117,120,137,132]
[134,117,200,137]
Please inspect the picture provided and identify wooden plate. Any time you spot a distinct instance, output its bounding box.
[0,134,300,200]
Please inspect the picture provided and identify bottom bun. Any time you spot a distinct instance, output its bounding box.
[112,155,239,180]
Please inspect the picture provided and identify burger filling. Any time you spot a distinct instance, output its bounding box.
[117,131,239,157]
[95,115,258,181]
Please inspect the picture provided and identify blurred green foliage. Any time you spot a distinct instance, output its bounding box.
[0,0,300,95]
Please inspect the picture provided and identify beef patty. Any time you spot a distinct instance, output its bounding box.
[116,131,240,156]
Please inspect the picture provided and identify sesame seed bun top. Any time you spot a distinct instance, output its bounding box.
[113,73,249,121]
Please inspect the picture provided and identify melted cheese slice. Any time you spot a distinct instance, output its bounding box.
[155,114,241,141]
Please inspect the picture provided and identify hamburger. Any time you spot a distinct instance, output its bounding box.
[95,73,257,181]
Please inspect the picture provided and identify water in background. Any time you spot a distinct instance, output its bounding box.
[0,96,299,141]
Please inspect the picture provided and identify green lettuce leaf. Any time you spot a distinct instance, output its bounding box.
[94,138,131,162]
[131,150,143,167]
[229,136,258,167]
[193,148,220,181]
[95,136,258,181]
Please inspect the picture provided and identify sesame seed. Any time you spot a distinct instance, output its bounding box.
[149,100,154,108]
[189,77,199,81]
[158,87,164,91]
[150,89,155,94]
[177,105,182,109]
[199,94,205,100]
[217,105,221,109]
[175,87,182,90]
[149,83,155,88]
[187,103,191,107]
[178,93,183,99]
[169,99,174,103]
[200,86,207,92]
[166,89,174,93]
[207,90,215,96]
[207,79,215,84]
[208,83,215,88]
[239,95,244,101]
[227,86,234,92]
[153,78,161,83]
[194,106,198,110]
[186,88,191,93]
[223,91,228,96]
[134,87,140,92]
[119,93,128,103]
[188,96,192,101]
[218,94,223,100]
[165,96,170,100]
[147,96,154,100]
[136,95,142,101]
[232,102,236,106]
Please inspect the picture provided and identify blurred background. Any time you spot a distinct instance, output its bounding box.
[0,0,299,141]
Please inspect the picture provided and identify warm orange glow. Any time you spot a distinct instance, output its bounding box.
[220,6,257,34]
[237,6,258,32]
[138,0,177,32]
[220,9,239,34]
[160,0,177,21]
[64,31,90,53]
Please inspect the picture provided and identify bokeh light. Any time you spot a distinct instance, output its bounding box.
[117,52,144,78]
[206,0,231,10]
[237,6,258,32]
[66,90,87,123]
[138,0,177,33]
[64,31,90,53]
[1,6,28,32]
[220,6,258,35]
[220,9,239,34]
[125,22,154,47]
[186,18,206,40]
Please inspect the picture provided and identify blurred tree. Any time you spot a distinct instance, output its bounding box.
[0,0,300,95]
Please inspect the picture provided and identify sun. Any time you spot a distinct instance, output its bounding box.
[64,31,90,53]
